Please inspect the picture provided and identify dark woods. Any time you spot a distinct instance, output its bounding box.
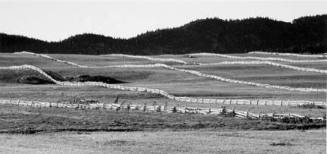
[0,15,326,55]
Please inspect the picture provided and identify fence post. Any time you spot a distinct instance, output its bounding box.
[164,101,168,112]
[126,104,130,112]
[221,106,226,115]
[208,103,212,114]
[143,103,147,112]
[196,101,199,111]
[16,99,20,111]
[156,105,161,113]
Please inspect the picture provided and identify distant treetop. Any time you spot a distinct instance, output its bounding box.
[1,15,326,54]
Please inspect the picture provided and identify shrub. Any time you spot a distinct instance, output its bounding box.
[156,106,162,112]
[172,106,178,113]
[297,103,325,109]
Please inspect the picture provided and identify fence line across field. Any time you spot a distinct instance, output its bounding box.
[248,51,327,58]
[12,52,327,93]
[0,99,324,121]
[0,64,326,106]
[199,60,327,74]
[15,51,327,74]
[190,52,327,63]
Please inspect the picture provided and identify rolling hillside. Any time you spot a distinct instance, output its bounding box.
[0,15,326,55]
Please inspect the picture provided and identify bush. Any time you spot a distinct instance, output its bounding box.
[297,103,325,109]
[172,106,178,113]
[270,142,294,146]
[156,106,162,112]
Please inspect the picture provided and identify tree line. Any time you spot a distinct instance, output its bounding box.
[0,15,326,55]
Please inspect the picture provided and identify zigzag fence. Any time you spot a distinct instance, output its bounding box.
[0,65,326,106]
[190,52,327,63]
[159,64,327,93]
[199,60,327,74]
[11,52,327,93]
[249,51,327,58]
[0,99,325,122]
[102,53,188,64]
[14,51,89,68]
[16,51,327,74]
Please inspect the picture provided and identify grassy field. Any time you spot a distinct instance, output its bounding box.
[0,52,326,114]
[0,52,326,153]
[1,53,326,100]
[0,103,324,133]
[0,129,325,154]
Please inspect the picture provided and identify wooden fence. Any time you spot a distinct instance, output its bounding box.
[14,51,327,92]
[190,52,327,63]
[0,99,325,122]
[1,64,326,106]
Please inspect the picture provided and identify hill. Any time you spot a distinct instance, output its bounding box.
[0,15,326,55]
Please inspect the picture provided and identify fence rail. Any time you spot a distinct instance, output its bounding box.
[0,99,325,122]
[13,51,327,93]
[249,51,327,58]
[1,64,326,106]
[190,52,327,63]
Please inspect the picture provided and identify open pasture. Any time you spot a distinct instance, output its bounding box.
[0,52,326,153]
[0,129,325,154]
[0,52,326,117]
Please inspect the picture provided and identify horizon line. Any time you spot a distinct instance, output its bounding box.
[0,14,324,42]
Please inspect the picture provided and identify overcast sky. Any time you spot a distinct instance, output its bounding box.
[0,0,326,41]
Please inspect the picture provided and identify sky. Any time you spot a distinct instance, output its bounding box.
[0,0,326,41]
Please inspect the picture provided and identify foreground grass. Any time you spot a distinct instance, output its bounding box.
[0,104,325,134]
[0,129,325,154]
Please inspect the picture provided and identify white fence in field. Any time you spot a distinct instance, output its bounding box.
[162,64,327,93]
[15,51,327,74]
[14,51,89,68]
[199,60,327,74]
[0,98,325,121]
[12,52,327,93]
[249,51,327,58]
[190,52,327,63]
[0,64,326,106]
[108,54,188,64]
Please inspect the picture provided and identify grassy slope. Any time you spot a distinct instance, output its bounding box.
[0,53,326,114]
[0,53,325,153]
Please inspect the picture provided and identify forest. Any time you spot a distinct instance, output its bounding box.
[0,15,326,55]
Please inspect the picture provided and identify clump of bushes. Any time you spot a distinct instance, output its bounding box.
[297,103,325,109]
[270,142,294,146]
